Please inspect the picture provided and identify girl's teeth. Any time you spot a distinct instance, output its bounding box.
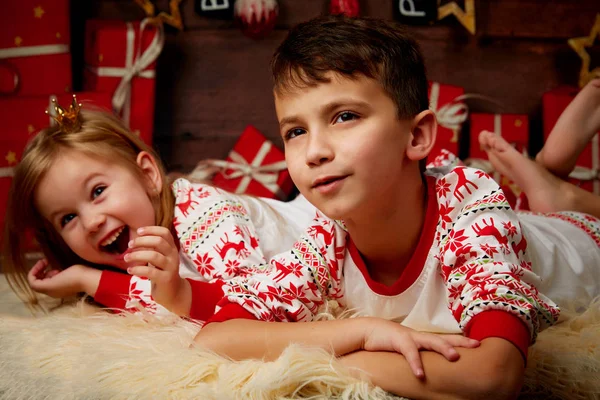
[101,227,124,247]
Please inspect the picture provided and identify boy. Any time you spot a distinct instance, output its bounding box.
[149,17,600,399]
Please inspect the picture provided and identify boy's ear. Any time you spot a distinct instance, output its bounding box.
[405,110,437,162]
[136,151,163,194]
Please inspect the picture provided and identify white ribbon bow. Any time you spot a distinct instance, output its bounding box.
[189,141,288,199]
[429,82,469,132]
[0,167,14,178]
[86,18,164,126]
[0,44,70,94]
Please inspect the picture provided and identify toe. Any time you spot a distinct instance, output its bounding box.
[478,130,493,149]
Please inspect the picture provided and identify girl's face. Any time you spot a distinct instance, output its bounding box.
[34,148,161,271]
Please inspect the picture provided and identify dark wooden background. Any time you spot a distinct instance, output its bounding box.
[72,0,600,172]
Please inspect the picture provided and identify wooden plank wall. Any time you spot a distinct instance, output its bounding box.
[75,0,600,172]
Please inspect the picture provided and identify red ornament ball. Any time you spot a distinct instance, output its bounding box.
[329,0,360,17]
[235,0,279,39]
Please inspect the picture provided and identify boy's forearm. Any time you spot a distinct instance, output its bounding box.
[195,318,369,360]
[339,338,524,400]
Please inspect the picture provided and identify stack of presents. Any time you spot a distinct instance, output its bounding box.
[0,3,596,254]
[1,1,161,252]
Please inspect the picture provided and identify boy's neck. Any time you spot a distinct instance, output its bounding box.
[344,176,428,286]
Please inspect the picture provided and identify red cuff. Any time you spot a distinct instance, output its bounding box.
[203,303,258,326]
[94,270,131,310]
[187,279,226,321]
[464,310,530,362]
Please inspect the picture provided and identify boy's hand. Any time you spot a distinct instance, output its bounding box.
[28,259,96,298]
[362,318,480,379]
[126,226,191,316]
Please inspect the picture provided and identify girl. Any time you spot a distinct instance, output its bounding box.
[3,99,316,319]
[3,99,476,374]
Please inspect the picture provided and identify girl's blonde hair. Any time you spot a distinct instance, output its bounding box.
[2,109,174,309]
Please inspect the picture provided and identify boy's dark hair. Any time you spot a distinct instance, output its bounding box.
[271,15,429,120]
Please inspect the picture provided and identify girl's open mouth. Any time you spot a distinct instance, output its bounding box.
[100,226,130,255]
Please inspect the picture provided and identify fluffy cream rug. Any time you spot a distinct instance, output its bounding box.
[0,299,599,400]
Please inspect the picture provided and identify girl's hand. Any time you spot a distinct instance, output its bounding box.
[362,318,480,379]
[126,226,191,316]
[27,259,91,298]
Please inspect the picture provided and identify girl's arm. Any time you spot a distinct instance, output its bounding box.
[28,259,102,299]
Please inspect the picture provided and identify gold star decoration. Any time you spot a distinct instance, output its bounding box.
[56,32,61,39]
[134,0,184,30]
[27,124,36,134]
[438,0,476,35]
[14,36,22,46]
[568,13,600,88]
[33,5,45,18]
[5,151,17,165]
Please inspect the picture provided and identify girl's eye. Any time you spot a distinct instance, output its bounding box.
[60,213,76,227]
[335,111,358,124]
[285,128,306,140]
[92,185,106,199]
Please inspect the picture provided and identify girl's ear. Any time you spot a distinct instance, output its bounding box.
[136,152,163,194]
[405,110,437,162]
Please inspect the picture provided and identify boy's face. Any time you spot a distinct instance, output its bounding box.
[275,72,415,221]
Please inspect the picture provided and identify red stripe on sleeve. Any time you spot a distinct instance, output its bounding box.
[187,279,227,321]
[203,303,258,326]
[464,310,530,362]
[94,270,131,309]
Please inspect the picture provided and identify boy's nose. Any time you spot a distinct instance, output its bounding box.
[305,131,334,167]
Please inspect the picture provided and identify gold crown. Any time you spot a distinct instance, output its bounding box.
[46,94,82,132]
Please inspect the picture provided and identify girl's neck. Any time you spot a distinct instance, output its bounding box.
[344,176,427,286]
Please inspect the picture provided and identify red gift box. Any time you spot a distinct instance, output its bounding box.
[467,113,529,206]
[542,86,599,194]
[0,92,113,249]
[0,1,71,96]
[211,125,293,200]
[83,19,164,145]
[469,113,529,159]
[428,81,467,157]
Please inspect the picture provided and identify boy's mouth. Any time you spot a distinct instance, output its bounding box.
[312,175,347,188]
[100,226,130,255]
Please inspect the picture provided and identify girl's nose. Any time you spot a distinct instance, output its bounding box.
[82,212,106,234]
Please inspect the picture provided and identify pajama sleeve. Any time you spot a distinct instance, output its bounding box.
[94,269,131,310]
[95,268,229,319]
[94,270,172,316]
[207,214,347,324]
[436,167,560,359]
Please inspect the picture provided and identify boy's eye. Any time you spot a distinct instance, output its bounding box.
[335,112,358,124]
[92,185,106,199]
[285,128,306,140]
[60,213,76,227]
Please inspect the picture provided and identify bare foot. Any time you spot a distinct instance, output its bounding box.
[479,130,577,214]
[536,78,600,177]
